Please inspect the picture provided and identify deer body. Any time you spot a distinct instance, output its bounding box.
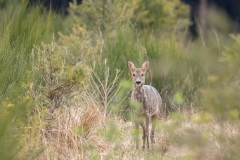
[127,60,162,149]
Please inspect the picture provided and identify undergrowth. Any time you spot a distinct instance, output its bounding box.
[1,0,240,159]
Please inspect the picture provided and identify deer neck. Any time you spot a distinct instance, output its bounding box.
[133,85,144,102]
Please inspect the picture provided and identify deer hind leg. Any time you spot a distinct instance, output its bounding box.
[140,123,146,150]
[151,116,157,145]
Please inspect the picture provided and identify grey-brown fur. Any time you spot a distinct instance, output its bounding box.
[127,60,162,149]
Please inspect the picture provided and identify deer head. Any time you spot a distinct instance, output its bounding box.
[127,60,150,87]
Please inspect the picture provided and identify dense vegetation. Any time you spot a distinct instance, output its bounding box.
[1,0,240,159]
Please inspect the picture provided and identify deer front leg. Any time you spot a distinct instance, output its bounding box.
[140,123,145,150]
[146,116,150,149]
[135,123,140,149]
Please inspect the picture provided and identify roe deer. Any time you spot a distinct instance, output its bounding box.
[127,60,162,150]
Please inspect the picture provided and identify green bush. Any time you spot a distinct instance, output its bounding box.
[201,34,240,120]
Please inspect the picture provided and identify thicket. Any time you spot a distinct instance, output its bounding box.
[1,0,240,159]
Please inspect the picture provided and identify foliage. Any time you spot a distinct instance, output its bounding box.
[0,2,54,94]
[70,0,189,34]
[134,0,190,31]
[69,0,138,33]
[0,1,72,159]
[200,34,240,120]
[1,0,240,159]
[165,33,240,160]
[32,25,99,108]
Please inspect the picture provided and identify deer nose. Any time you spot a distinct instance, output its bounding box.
[136,81,141,85]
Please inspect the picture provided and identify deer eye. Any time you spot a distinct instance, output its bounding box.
[141,74,144,76]
[132,74,135,76]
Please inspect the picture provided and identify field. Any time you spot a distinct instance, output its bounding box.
[0,1,240,160]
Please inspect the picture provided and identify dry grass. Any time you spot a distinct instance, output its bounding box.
[33,92,240,160]
[162,114,240,160]
[37,92,103,159]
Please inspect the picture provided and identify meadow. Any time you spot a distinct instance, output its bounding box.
[0,0,240,159]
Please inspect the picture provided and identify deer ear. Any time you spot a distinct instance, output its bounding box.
[127,60,136,72]
[141,60,150,72]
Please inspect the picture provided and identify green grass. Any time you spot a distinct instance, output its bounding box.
[0,2,71,159]
[1,0,240,159]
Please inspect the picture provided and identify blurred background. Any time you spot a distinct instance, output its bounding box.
[0,0,240,159]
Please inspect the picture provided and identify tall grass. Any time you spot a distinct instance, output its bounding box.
[0,2,69,159]
[1,4,53,91]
